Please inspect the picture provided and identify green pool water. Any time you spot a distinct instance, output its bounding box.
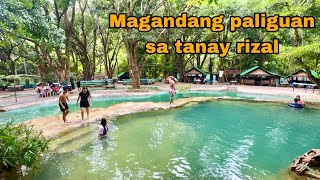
[0,91,295,123]
[27,100,320,179]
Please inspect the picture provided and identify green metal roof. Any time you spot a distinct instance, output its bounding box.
[117,72,127,77]
[309,70,319,77]
[188,67,209,75]
[288,69,319,78]
[240,66,280,77]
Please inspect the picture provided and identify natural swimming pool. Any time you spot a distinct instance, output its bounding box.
[26,100,320,179]
[0,91,297,123]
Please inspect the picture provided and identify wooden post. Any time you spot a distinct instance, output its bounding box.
[14,79,17,103]
[239,57,242,84]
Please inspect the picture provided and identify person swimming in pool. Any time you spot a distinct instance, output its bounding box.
[292,98,300,104]
[59,86,71,123]
[168,76,177,104]
[295,95,305,106]
[98,118,108,140]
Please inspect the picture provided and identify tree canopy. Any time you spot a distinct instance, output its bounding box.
[0,0,319,88]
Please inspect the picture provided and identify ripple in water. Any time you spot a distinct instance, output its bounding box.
[200,135,255,180]
[167,157,191,179]
[148,121,166,149]
[29,101,320,180]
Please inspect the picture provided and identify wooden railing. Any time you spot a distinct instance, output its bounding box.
[122,79,156,85]
[80,79,117,88]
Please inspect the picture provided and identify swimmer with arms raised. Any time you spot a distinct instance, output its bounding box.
[168,76,177,104]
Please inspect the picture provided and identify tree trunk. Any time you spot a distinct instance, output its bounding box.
[35,46,46,82]
[71,51,78,74]
[178,53,185,82]
[64,2,75,84]
[38,46,64,83]
[300,29,304,46]
[199,54,208,69]
[124,39,140,89]
[196,54,200,68]
[64,21,71,84]
[163,29,170,78]
[23,59,28,75]
[81,54,92,80]
[10,60,16,75]
[91,25,98,78]
[65,55,70,83]
[208,57,213,74]
[54,47,66,83]
[102,36,109,77]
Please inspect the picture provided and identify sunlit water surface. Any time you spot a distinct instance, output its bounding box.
[26,100,320,179]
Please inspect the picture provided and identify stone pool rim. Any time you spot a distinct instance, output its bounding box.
[18,95,320,142]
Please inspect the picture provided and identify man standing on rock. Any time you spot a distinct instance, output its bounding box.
[168,76,177,104]
[59,86,71,122]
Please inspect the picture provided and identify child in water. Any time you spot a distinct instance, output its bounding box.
[98,118,108,140]
[293,98,302,104]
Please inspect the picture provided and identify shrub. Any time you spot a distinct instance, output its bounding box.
[176,84,191,92]
[0,121,49,172]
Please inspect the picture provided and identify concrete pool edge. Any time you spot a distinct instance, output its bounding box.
[15,95,319,180]
[28,96,319,180]
[20,95,320,141]
[3,85,320,112]
[212,96,320,108]
[1,90,161,111]
[23,97,214,140]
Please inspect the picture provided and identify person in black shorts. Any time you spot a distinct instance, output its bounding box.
[59,86,71,122]
[76,87,92,122]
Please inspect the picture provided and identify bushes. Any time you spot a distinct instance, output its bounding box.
[176,84,191,92]
[0,122,49,172]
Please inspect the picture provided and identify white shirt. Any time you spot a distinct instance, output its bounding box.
[58,88,63,94]
[98,125,105,135]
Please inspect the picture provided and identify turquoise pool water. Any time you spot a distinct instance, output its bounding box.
[0,91,294,123]
[27,100,320,179]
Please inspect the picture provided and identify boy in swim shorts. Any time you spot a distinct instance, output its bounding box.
[59,86,71,122]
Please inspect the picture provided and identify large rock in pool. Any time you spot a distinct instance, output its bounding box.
[289,149,320,179]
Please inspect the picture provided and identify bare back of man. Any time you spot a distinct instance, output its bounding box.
[168,76,177,104]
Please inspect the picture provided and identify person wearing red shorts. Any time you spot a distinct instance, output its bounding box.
[167,76,177,104]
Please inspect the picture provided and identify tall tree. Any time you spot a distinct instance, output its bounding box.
[107,0,164,88]
[72,0,99,80]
